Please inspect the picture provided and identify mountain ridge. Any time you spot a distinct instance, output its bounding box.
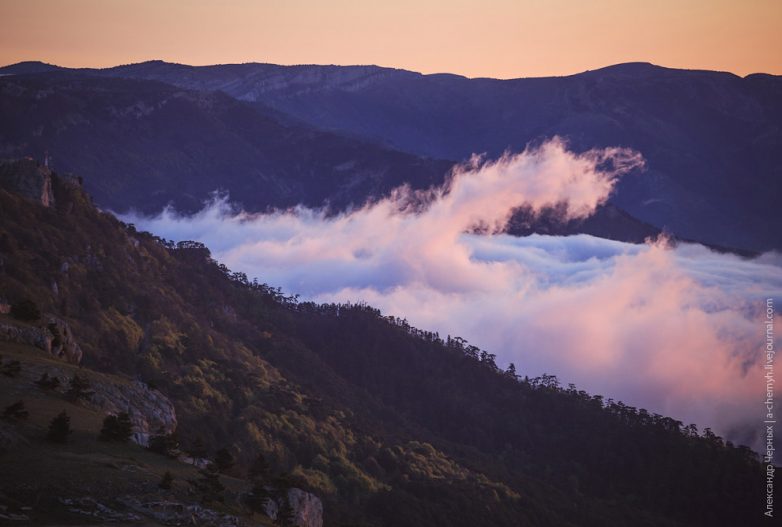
[0,71,667,247]
[42,58,778,252]
[1,59,779,252]
[4,59,778,80]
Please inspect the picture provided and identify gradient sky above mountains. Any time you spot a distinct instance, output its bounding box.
[1,0,780,78]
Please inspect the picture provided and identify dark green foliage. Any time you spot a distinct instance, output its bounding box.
[10,298,40,321]
[2,400,28,421]
[186,437,208,463]
[99,412,133,442]
[191,464,224,504]
[0,359,21,377]
[65,374,93,402]
[159,471,174,490]
[276,496,295,527]
[147,431,179,458]
[34,372,60,389]
[245,452,275,514]
[245,481,272,514]
[249,452,271,481]
[214,447,235,473]
[46,411,71,443]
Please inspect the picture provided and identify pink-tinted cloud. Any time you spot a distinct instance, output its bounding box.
[123,139,781,449]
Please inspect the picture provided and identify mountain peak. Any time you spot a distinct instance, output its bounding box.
[0,60,63,75]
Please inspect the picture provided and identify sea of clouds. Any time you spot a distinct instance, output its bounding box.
[123,139,782,448]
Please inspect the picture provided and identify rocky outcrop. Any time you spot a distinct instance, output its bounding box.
[0,322,52,354]
[46,316,83,363]
[0,158,54,207]
[58,497,142,523]
[287,489,323,527]
[3,354,176,447]
[0,316,82,364]
[89,379,177,447]
[120,497,241,527]
[263,488,323,527]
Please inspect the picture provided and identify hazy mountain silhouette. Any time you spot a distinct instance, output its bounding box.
[55,59,779,252]
[0,68,664,245]
[1,60,779,250]
[0,71,451,214]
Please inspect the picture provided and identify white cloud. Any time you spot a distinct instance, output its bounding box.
[123,139,782,448]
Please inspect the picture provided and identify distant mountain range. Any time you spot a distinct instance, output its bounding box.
[1,60,780,251]
[0,71,450,215]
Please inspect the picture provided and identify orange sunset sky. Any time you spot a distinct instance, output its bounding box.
[1,0,780,78]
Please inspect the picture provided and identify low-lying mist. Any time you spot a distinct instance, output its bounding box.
[123,139,782,449]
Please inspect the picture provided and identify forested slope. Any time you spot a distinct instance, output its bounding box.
[0,162,766,526]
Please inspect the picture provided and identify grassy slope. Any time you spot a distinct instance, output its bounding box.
[0,341,274,526]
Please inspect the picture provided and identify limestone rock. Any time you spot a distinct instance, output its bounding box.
[58,497,142,522]
[46,316,83,363]
[0,322,52,354]
[1,355,176,448]
[0,317,82,364]
[288,488,323,527]
[120,497,241,527]
[0,158,54,207]
[88,379,177,447]
[263,488,323,527]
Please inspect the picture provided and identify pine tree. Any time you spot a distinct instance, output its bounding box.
[186,436,208,463]
[66,374,94,402]
[2,400,29,421]
[244,452,273,514]
[249,452,271,481]
[35,372,61,390]
[191,464,224,504]
[148,429,180,458]
[10,299,40,321]
[214,447,235,473]
[46,411,72,443]
[245,480,272,514]
[276,495,295,527]
[159,471,174,490]
[99,412,134,442]
[0,359,21,377]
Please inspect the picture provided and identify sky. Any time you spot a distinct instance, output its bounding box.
[1,0,780,78]
[124,140,782,449]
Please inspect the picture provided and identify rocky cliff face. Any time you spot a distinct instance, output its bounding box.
[0,316,82,363]
[0,322,52,353]
[262,488,323,527]
[287,488,323,527]
[90,379,178,446]
[0,158,54,207]
[0,346,177,446]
